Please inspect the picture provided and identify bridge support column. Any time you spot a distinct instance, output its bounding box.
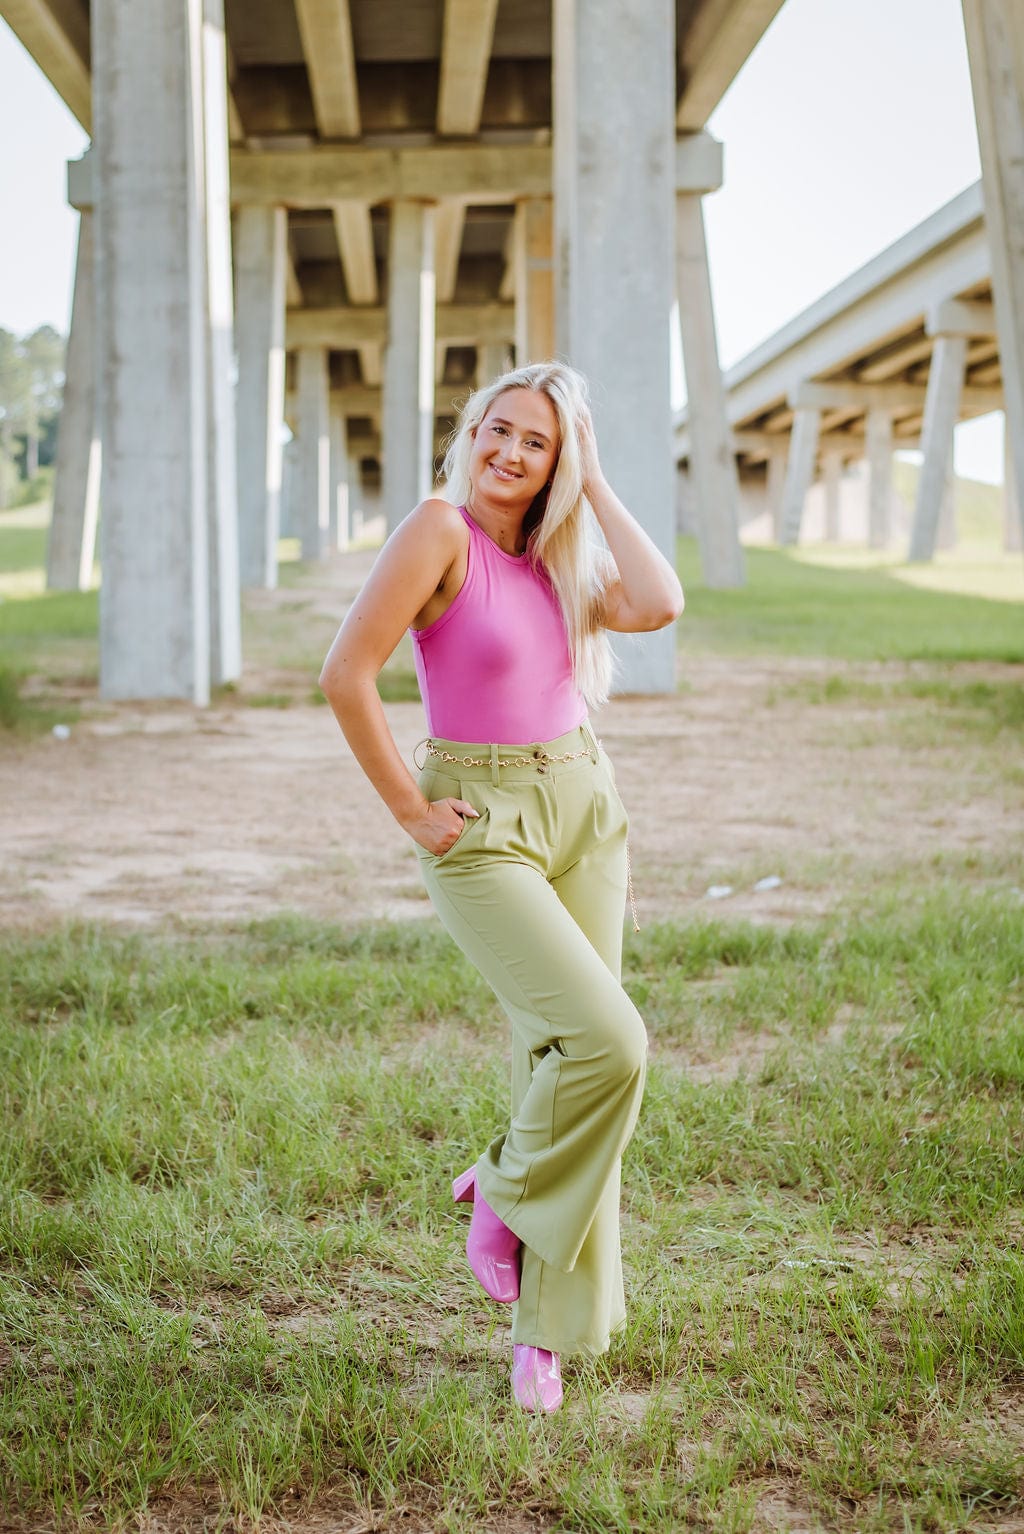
[329,410,350,551]
[675,192,744,588]
[554,0,677,691]
[94,0,222,703]
[937,440,958,551]
[1005,422,1023,551]
[963,0,1024,562]
[234,205,287,589]
[295,346,330,561]
[47,211,101,592]
[779,407,820,546]
[383,200,436,533]
[822,450,842,543]
[908,336,966,562]
[866,408,893,549]
[513,199,555,364]
[767,445,787,542]
[202,0,241,687]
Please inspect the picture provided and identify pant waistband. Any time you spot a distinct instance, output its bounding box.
[415,723,600,784]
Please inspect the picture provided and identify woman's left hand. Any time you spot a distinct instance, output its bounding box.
[577,408,606,500]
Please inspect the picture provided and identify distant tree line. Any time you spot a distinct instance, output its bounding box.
[0,326,66,509]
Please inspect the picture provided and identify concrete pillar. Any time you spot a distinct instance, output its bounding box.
[295,346,330,560]
[766,445,787,543]
[329,410,350,551]
[554,0,676,692]
[478,341,511,387]
[866,408,893,549]
[201,0,240,686]
[779,408,820,546]
[234,205,287,589]
[47,211,101,591]
[674,193,744,588]
[93,0,210,703]
[822,450,842,543]
[908,335,967,562]
[937,466,957,551]
[348,452,364,542]
[513,199,555,363]
[1005,419,1023,551]
[962,0,1024,560]
[383,200,436,532]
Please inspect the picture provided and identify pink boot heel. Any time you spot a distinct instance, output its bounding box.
[512,1345,563,1414]
[451,1165,521,1303]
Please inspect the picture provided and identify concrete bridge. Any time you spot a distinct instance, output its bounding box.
[676,179,1021,556]
[4,1,1023,700]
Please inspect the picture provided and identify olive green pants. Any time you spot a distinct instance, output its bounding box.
[416,723,648,1357]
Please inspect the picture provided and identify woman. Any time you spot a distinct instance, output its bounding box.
[320,361,683,1414]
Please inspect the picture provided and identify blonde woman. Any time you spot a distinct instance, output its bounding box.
[320,361,683,1413]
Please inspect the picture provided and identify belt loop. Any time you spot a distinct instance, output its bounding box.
[581,722,599,763]
[490,743,501,787]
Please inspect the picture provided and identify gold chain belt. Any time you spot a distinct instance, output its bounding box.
[420,740,596,769]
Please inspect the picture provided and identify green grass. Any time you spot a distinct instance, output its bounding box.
[2,889,1023,1531]
[677,542,1024,662]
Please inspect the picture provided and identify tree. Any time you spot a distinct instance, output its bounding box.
[0,329,27,510]
[21,326,65,480]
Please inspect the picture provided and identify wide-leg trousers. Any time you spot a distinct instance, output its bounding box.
[415,723,648,1357]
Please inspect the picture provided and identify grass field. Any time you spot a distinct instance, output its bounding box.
[1,490,1023,1531]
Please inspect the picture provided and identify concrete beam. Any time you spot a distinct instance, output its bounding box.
[438,0,499,136]
[231,143,552,206]
[674,132,724,194]
[383,201,436,531]
[789,378,1001,414]
[926,297,997,337]
[293,0,360,139]
[513,198,554,362]
[47,211,100,591]
[285,384,464,418]
[434,200,467,303]
[865,407,893,548]
[2,0,91,131]
[331,202,378,304]
[286,301,514,348]
[676,0,787,131]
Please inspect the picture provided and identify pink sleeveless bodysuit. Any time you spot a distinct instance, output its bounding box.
[410,506,587,744]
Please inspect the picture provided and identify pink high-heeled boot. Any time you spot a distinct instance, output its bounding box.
[452,1166,521,1303]
[511,1345,563,1413]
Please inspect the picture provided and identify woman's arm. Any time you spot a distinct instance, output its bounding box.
[319,499,479,856]
[579,415,685,633]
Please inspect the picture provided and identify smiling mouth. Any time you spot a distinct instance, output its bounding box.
[490,464,522,481]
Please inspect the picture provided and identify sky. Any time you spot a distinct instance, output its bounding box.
[0,0,1003,481]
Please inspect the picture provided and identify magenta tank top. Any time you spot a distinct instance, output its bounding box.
[411,506,587,744]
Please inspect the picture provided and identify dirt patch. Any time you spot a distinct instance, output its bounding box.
[1,561,1022,934]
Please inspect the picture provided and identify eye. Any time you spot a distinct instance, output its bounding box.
[526,439,545,450]
[490,424,507,436]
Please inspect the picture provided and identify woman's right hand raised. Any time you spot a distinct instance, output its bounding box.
[403,796,480,857]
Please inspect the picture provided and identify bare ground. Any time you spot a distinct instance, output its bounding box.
[1,557,1020,933]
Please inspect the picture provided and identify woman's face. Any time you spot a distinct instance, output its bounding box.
[468,389,560,507]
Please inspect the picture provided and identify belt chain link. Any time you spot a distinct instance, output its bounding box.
[418,738,641,932]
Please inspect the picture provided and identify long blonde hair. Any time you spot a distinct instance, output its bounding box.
[440,361,614,707]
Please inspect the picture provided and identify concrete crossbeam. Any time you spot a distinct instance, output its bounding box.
[438,0,499,136]
[293,0,360,139]
[231,143,552,206]
[286,302,514,348]
[926,298,997,337]
[789,379,1001,414]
